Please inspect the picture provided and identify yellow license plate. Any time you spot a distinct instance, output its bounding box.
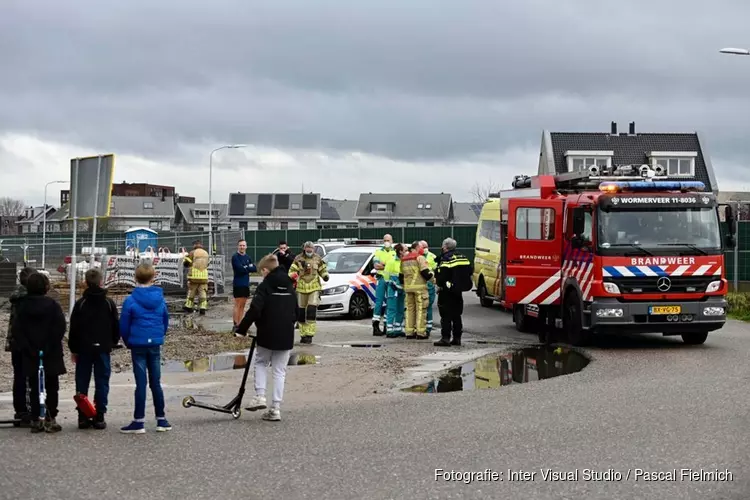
[649,306,681,315]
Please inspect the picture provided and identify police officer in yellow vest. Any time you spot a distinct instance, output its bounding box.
[400,241,434,339]
[418,240,437,336]
[183,240,210,315]
[289,241,329,344]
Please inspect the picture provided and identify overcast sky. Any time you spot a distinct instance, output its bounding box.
[3,0,750,207]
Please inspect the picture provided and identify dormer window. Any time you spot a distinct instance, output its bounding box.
[425,203,431,209]
[417,203,432,210]
[417,203,424,209]
[649,151,697,177]
[371,203,390,213]
[565,150,613,172]
[143,202,154,209]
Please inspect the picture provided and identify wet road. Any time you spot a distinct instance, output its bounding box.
[2,293,749,500]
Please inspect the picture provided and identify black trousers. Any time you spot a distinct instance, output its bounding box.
[11,351,29,415]
[27,370,60,420]
[438,292,464,340]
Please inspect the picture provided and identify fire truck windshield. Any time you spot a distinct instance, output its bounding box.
[597,207,721,254]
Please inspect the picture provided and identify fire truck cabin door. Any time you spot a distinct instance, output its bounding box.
[505,198,564,306]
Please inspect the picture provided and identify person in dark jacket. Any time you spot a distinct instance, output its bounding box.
[68,268,120,430]
[231,239,257,333]
[118,263,171,434]
[6,266,35,427]
[273,240,296,273]
[433,237,473,347]
[235,253,297,422]
[12,273,67,433]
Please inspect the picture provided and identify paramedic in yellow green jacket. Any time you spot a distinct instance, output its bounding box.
[419,240,437,335]
[289,241,329,344]
[183,240,210,315]
[383,244,407,338]
[371,234,395,336]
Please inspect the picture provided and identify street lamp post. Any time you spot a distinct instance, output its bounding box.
[42,180,68,270]
[720,47,750,56]
[208,144,246,294]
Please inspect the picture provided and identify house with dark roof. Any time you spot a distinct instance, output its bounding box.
[50,196,176,232]
[318,199,359,229]
[15,205,57,234]
[355,193,454,227]
[175,203,230,232]
[451,202,481,225]
[537,121,718,193]
[226,193,322,230]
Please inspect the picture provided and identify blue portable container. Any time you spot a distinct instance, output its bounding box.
[124,227,158,253]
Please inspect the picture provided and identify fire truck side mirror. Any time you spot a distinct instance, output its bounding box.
[571,207,586,237]
[725,204,737,236]
[725,233,736,249]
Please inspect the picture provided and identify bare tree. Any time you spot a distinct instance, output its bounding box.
[438,199,454,225]
[0,197,25,217]
[469,180,502,204]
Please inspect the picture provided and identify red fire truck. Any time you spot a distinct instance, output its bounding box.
[495,164,736,346]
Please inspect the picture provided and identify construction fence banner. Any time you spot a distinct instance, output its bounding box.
[102,253,225,290]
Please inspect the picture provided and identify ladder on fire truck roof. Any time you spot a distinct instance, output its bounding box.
[512,164,665,194]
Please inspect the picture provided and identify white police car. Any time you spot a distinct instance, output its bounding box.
[318,244,385,320]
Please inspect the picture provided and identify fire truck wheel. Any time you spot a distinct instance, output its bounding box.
[563,293,590,346]
[513,307,533,333]
[478,280,494,308]
[680,331,708,345]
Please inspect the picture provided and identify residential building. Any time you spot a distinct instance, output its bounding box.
[0,216,20,236]
[175,203,230,232]
[60,183,195,205]
[354,193,454,227]
[51,196,175,233]
[451,202,481,226]
[16,205,56,234]
[318,199,359,229]
[538,121,717,192]
[226,193,322,230]
[718,191,750,221]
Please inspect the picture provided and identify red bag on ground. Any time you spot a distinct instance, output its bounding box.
[74,393,96,419]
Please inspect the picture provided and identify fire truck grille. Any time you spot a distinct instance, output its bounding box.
[608,276,715,294]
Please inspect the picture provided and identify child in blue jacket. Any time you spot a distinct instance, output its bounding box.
[119,263,171,434]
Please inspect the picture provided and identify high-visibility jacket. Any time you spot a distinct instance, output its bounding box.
[289,253,329,293]
[435,251,473,292]
[424,251,437,272]
[373,247,396,277]
[184,248,209,282]
[400,251,432,293]
[384,257,402,289]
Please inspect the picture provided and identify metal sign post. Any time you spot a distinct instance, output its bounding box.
[734,201,740,292]
[89,155,102,264]
[68,159,80,318]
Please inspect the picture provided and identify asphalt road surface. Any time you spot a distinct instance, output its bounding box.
[2,293,749,500]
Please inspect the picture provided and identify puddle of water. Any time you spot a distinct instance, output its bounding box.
[164,351,320,373]
[402,346,588,393]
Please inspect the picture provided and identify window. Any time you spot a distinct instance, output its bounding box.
[653,157,695,176]
[315,246,325,257]
[366,222,374,227]
[346,224,358,229]
[371,203,389,212]
[565,151,613,172]
[149,220,160,230]
[299,221,307,229]
[280,222,288,230]
[479,219,501,243]
[407,222,416,227]
[246,203,256,209]
[291,203,301,210]
[417,203,424,209]
[258,221,267,230]
[143,202,154,209]
[239,221,248,230]
[425,222,435,227]
[425,203,432,209]
[515,207,556,240]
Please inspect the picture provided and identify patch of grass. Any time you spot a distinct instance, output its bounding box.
[726,292,750,321]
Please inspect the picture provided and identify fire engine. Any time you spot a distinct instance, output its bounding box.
[492,163,737,346]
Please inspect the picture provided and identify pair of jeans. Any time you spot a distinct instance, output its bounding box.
[373,275,387,322]
[131,346,166,421]
[253,347,292,408]
[75,351,112,414]
[11,351,29,416]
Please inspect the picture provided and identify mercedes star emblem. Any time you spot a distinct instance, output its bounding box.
[656,277,671,292]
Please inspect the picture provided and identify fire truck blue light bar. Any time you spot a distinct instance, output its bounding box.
[599,181,706,193]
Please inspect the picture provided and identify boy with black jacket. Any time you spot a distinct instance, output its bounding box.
[235,253,297,421]
[12,273,67,433]
[5,267,35,427]
[69,268,120,430]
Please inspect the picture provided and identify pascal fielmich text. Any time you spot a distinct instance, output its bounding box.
[434,468,734,483]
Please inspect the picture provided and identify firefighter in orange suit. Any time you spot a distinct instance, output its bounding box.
[183,240,210,315]
[400,241,434,339]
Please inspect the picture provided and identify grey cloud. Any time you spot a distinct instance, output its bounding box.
[2,0,750,166]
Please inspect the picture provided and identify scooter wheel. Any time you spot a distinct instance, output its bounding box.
[182,396,195,408]
[231,407,242,419]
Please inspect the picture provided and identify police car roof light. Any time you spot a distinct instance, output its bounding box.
[599,180,705,193]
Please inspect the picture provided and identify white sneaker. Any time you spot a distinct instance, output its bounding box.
[245,395,267,411]
[262,408,281,421]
